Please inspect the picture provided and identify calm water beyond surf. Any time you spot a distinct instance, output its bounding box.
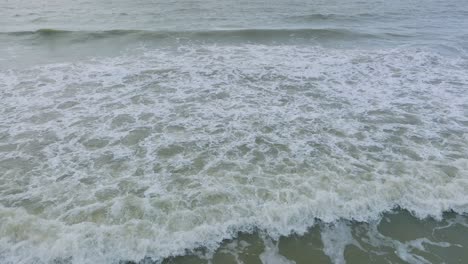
[1,0,468,263]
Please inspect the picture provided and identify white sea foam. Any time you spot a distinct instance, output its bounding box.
[0,44,467,263]
[259,239,295,264]
[321,222,361,264]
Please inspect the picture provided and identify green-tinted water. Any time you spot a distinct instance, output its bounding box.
[0,1,467,263]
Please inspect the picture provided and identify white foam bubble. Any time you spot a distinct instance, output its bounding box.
[260,239,295,264]
[321,222,361,264]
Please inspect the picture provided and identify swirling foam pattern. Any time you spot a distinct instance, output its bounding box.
[0,45,467,263]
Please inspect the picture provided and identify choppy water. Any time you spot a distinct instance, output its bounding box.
[1,0,468,263]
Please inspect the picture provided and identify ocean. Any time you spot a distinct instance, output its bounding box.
[0,0,467,263]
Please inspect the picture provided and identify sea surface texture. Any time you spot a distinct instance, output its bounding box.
[0,0,468,263]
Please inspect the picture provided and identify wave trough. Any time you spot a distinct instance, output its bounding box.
[0,28,384,43]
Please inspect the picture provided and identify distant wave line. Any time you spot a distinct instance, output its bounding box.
[0,28,390,40]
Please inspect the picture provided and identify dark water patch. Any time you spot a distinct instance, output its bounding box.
[287,13,376,22]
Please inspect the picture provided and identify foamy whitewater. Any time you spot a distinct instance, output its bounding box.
[0,0,468,264]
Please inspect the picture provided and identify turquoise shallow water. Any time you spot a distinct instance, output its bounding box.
[0,1,467,263]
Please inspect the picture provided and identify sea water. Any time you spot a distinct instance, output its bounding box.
[0,0,467,263]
